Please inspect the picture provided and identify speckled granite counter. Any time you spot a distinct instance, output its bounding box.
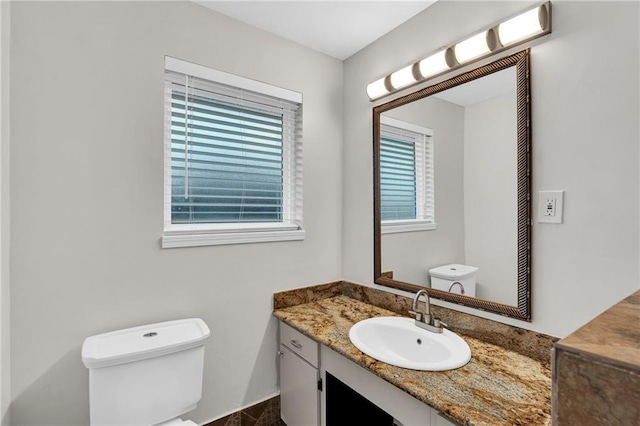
[273,281,555,426]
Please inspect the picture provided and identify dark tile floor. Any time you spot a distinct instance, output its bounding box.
[204,396,285,426]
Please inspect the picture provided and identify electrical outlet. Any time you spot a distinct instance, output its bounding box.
[538,190,564,224]
[544,197,556,216]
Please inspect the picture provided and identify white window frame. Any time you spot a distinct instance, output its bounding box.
[162,57,304,248]
[380,116,436,235]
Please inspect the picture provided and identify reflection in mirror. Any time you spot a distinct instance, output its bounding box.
[373,50,531,320]
[382,67,516,305]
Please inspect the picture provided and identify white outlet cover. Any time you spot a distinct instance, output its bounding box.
[538,190,564,224]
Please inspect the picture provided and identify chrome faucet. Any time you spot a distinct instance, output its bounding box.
[448,281,465,294]
[409,289,447,333]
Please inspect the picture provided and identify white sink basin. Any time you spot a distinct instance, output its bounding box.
[348,316,471,371]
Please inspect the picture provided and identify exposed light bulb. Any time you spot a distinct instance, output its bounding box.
[418,50,449,79]
[390,65,417,90]
[367,77,389,100]
[498,6,545,46]
[454,31,490,64]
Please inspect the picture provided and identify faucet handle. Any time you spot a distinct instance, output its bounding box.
[433,318,448,329]
[408,310,423,322]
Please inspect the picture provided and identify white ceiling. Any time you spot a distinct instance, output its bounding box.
[195,1,436,60]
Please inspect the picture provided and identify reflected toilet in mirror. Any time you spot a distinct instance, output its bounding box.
[429,264,477,298]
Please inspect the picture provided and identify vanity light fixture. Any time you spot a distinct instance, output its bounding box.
[453,30,492,64]
[367,1,551,101]
[366,76,390,100]
[498,5,549,46]
[418,49,449,79]
[390,64,417,90]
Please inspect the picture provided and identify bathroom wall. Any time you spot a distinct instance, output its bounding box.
[9,2,342,425]
[464,92,517,304]
[0,1,10,424]
[382,97,465,285]
[343,0,640,338]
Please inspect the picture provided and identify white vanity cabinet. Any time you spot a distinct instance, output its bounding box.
[278,320,461,426]
[279,322,320,426]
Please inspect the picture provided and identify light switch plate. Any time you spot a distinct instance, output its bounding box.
[538,190,564,224]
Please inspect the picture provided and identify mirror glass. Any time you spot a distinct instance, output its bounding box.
[373,50,531,320]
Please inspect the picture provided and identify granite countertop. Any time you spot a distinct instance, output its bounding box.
[552,289,640,424]
[274,293,552,426]
[555,290,640,370]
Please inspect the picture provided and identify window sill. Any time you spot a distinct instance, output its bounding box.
[162,228,305,248]
[381,220,436,235]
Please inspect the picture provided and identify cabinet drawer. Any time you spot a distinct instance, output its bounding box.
[280,322,319,367]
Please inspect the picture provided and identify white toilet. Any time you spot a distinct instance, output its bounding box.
[82,318,210,426]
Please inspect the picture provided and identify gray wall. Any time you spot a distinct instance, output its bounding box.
[464,92,517,304]
[9,2,342,425]
[0,1,11,424]
[343,0,640,338]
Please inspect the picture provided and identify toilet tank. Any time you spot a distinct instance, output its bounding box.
[429,264,478,297]
[82,318,210,426]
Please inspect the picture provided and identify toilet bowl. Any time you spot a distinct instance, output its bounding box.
[82,318,210,426]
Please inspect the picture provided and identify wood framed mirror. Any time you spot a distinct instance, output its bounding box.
[373,49,531,320]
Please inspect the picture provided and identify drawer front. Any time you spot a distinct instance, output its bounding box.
[280,322,319,367]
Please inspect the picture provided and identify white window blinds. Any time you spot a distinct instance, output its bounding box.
[163,58,303,243]
[380,117,434,227]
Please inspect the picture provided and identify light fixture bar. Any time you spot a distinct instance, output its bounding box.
[498,5,548,46]
[366,77,390,100]
[390,64,417,90]
[454,30,491,64]
[418,49,450,79]
[367,1,551,101]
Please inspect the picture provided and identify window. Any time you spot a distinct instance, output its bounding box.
[380,116,435,234]
[162,57,304,248]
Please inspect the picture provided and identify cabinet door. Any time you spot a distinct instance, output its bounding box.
[280,344,319,426]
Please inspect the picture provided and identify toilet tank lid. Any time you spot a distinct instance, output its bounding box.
[81,318,210,369]
[429,264,478,280]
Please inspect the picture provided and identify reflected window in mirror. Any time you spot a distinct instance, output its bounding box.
[380,116,435,235]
